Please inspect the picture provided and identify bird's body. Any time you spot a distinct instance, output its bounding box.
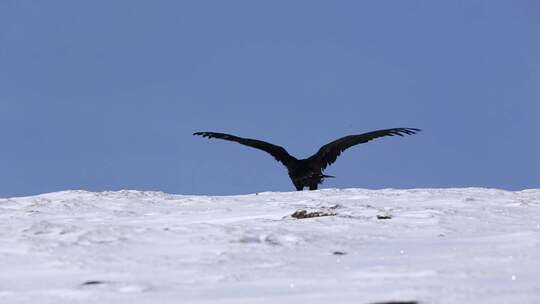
[194,128,420,191]
[286,158,333,190]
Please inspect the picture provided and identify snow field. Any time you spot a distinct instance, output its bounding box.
[0,188,539,303]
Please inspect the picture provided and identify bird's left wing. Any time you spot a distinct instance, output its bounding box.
[193,132,297,167]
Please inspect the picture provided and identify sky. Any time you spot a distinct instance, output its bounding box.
[1,1,539,197]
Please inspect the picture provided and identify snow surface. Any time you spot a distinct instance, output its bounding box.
[1,188,539,304]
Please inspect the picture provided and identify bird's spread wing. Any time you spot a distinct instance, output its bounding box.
[193,132,296,167]
[308,128,420,170]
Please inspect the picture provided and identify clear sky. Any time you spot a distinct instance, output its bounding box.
[1,1,539,197]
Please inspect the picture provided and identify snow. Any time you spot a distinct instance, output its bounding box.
[1,188,539,303]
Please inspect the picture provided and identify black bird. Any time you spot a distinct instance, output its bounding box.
[193,128,420,191]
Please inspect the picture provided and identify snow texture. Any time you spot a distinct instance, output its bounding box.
[1,188,539,303]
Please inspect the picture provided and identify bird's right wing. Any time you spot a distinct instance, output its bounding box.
[193,132,297,167]
[308,128,420,170]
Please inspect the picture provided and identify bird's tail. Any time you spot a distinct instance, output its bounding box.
[322,174,335,178]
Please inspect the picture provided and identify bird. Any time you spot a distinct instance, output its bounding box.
[193,128,420,191]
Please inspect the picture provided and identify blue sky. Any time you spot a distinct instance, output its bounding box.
[1,1,539,196]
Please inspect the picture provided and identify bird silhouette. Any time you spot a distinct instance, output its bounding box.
[193,128,420,191]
